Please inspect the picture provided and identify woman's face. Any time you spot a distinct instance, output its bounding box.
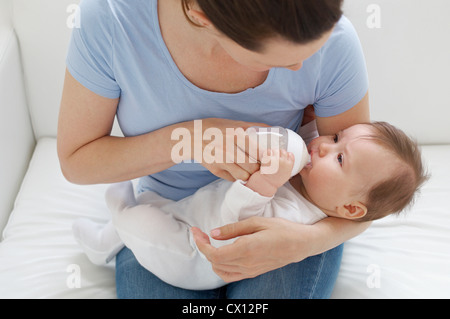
[214,30,333,72]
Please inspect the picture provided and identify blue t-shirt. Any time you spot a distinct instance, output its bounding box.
[67,0,368,200]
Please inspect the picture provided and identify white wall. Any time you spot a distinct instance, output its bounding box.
[343,0,450,144]
[0,0,12,28]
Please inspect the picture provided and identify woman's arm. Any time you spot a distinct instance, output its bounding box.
[193,92,371,282]
[58,70,263,184]
[315,92,370,135]
[58,69,182,184]
[193,216,370,282]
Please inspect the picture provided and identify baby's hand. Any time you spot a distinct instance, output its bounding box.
[260,149,295,189]
[243,149,294,197]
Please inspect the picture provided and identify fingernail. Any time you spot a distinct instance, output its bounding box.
[210,228,221,237]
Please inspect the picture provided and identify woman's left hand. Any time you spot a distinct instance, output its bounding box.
[191,217,311,283]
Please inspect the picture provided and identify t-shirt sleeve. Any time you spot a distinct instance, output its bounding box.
[314,17,369,117]
[66,0,121,99]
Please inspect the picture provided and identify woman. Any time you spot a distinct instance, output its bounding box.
[58,0,370,298]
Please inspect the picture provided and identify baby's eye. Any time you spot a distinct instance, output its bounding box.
[333,134,339,143]
[337,153,344,166]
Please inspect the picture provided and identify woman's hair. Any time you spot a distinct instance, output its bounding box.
[182,0,343,52]
[359,122,430,222]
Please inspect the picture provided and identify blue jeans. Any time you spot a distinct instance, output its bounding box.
[115,244,343,299]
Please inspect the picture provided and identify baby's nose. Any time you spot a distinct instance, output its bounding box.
[318,142,332,157]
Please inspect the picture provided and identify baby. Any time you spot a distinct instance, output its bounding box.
[73,121,428,290]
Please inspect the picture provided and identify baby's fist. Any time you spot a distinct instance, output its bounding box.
[260,149,294,187]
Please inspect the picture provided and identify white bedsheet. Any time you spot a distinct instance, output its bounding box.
[0,138,449,298]
[332,145,450,298]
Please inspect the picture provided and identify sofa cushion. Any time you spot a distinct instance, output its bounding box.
[0,138,115,298]
[0,27,35,233]
[0,138,449,298]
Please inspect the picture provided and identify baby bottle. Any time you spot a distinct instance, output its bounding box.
[246,126,311,176]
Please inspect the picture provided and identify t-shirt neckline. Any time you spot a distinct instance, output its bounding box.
[151,0,276,98]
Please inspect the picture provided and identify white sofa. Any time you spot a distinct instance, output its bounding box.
[0,0,449,299]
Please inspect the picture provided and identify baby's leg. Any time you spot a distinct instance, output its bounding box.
[104,180,139,212]
[72,181,161,266]
[105,181,190,249]
[72,218,124,265]
[72,182,138,265]
[106,182,212,289]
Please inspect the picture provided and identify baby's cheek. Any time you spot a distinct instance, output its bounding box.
[307,170,332,192]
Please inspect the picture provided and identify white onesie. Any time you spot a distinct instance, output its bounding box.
[105,177,326,290]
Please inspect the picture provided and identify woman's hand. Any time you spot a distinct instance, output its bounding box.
[187,118,268,182]
[191,217,312,283]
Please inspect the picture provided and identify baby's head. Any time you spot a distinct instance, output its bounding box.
[299,122,429,222]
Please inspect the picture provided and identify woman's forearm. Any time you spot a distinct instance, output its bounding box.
[59,122,188,185]
[293,217,371,260]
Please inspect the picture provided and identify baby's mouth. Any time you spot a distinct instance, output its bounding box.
[303,151,313,169]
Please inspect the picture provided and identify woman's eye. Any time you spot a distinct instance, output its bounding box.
[333,134,339,143]
[337,153,343,166]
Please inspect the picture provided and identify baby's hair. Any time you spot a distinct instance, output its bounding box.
[358,122,429,222]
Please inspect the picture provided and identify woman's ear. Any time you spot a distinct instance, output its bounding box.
[337,201,368,219]
[187,8,212,28]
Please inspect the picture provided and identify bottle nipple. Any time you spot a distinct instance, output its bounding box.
[246,126,311,176]
[285,128,311,176]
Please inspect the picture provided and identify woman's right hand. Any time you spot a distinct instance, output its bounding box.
[187,118,269,182]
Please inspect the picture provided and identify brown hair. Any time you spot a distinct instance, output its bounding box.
[182,0,343,52]
[358,122,429,222]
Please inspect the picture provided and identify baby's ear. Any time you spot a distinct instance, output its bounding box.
[337,201,368,220]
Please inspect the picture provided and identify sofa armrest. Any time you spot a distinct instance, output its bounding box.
[0,27,35,236]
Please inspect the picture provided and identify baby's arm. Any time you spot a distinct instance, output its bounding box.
[244,149,295,197]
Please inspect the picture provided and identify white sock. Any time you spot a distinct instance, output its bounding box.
[72,218,124,265]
